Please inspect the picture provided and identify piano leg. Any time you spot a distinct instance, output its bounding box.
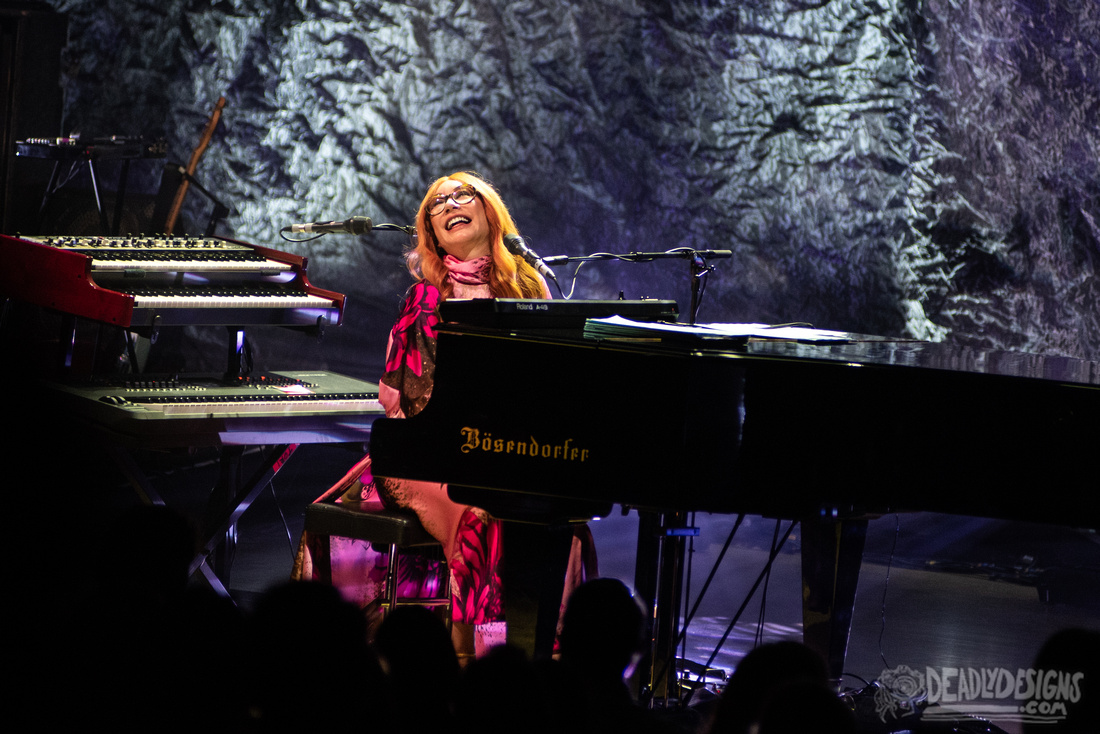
[499,520,575,659]
[633,511,661,699]
[632,509,689,704]
[445,485,609,660]
[800,518,868,684]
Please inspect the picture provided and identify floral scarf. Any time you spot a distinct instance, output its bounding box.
[379,255,492,416]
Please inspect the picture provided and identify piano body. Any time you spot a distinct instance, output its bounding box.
[368,300,1100,688]
[0,233,380,595]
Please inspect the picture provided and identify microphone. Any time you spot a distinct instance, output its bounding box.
[282,216,372,235]
[503,233,557,282]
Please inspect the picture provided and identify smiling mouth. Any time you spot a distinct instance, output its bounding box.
[445,215,471,231]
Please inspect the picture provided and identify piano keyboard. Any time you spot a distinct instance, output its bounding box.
[122,393,382,416]
[0,233,346,329]
[20,235,293,274]
[128,286,337,310]
[44,371,385,445]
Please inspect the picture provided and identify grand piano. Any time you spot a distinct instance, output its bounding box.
[368,299,1099,691]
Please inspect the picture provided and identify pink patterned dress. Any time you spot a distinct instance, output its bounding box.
[294,256,594,632]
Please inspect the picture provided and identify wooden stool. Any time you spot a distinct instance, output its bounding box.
[304,502,451,620]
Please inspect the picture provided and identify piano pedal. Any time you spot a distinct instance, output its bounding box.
[650,658,728,707]
[641,661,725,713]
[675,657,727,684]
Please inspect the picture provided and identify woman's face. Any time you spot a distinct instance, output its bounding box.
[429,179,491,261]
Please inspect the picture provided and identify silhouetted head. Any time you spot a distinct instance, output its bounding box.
[1024,627,1100,734]
[707,641,831,734]
[755,679,856,734]
[559,578,646,680]
[247,581,386,731]
[453,644,557,734]
[374,604,459,686]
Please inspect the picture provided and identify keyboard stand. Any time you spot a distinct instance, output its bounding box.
[105,442,300,596]
[49,370,384,599]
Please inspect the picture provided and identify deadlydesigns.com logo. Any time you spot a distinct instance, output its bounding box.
[876,664,1084,726]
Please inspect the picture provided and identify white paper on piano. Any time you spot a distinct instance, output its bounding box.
[584,315,851,343]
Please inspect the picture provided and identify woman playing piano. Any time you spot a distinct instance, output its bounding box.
[294,172,595,658]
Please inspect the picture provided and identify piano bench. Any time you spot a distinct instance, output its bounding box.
[303,503,451,621]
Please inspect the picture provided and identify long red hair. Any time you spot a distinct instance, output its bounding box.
[407,171,547,300]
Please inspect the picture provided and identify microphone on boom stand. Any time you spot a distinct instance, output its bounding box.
[281,216,373,235]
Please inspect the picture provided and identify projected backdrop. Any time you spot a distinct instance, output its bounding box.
[36,0,1100,376]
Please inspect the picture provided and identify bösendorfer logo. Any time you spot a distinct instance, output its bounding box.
[459,426,590,463]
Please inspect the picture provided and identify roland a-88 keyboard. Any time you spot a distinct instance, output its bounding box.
[0,233,345,329]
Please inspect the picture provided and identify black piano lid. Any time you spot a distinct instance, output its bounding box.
[738,337,1100,386]
[440,299,1098,387]
[559,314,1098,387]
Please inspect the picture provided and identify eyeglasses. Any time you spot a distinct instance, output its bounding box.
[428,185,478,216]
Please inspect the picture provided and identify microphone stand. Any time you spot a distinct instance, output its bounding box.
[277,221,414,242]
[542,249,731,325]
[372,223,415,235]
[175,168,232,236]
[542,246,731,706]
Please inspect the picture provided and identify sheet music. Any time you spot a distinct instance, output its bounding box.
[584,315,852,343]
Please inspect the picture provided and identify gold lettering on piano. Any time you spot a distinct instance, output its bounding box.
[459,427,589,462]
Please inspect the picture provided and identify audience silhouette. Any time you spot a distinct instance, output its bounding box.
[40,503,1091,734]
[555,577,684,733]
[453,643,563,734]
[1024,627,1099,734]
[245,580,389,733]
[704,640,854,734]
[374,603,459,733]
